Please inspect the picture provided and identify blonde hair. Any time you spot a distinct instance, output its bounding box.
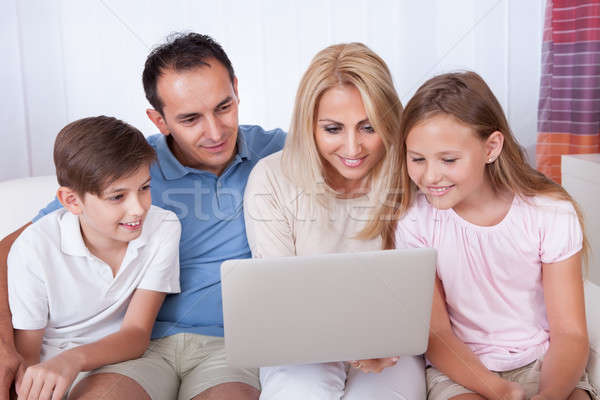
[375,71,589,265]
[281,42,403,242]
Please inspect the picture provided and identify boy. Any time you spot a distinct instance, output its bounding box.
[7,116,181,399]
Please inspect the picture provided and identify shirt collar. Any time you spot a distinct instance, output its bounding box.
[59,211,89,257]
[155,128,251,181]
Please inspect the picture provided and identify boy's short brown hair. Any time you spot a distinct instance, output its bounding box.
[53,116,156,196]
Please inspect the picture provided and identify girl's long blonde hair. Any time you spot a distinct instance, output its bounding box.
[377,71,588,263]
[281,42,403,241]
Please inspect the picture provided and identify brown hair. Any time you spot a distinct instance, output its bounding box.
[54,116,156,196]
[377,71,588,264]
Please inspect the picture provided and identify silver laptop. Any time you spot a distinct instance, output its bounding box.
[221,248,437,367]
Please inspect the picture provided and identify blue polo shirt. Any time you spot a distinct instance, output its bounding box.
[34,125,286,338]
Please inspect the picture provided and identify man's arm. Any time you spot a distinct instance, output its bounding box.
[17,289,165,400]
[0,224,30,400]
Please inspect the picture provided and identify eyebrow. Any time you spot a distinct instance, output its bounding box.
[317,118,370,125]
[104,177,151,195]
[407,150,461,156]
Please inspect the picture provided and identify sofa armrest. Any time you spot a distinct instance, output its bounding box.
[585,280,600,387]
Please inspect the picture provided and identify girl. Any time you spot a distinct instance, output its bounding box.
[379,71,598,400]
[243,43,425,399]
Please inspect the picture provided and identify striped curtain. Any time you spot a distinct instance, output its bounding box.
[537,0,600,183]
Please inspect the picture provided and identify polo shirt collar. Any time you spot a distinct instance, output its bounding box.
[59,210,148,259]
[155,127,251,181]
[60,211,88,257]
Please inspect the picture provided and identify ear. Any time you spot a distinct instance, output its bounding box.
[146,109,171,136]
[232,76,240,104]
[57,187,84,215]
[485,131,504,163]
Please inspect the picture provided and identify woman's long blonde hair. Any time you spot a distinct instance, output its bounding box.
[281,42,403,242]
[376,71,588,263]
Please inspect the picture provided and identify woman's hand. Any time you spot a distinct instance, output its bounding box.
[350,357,399,373]
[17,351,81,400]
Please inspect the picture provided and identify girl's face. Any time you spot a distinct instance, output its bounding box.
[405,113,501,211]
[314,84,386,194]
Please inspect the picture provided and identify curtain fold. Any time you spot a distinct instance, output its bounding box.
[537,0,600,183]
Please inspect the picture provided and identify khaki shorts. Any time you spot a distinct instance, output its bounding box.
[86,333,259,400]
[426,360,599,400]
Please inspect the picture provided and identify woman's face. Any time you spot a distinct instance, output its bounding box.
[314,84,386,194]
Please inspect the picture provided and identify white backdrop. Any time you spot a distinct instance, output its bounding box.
[1,0,544,181]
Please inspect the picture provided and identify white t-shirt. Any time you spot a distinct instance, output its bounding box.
[8,205,181,361]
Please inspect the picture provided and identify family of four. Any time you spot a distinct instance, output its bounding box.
[0,32,596,400]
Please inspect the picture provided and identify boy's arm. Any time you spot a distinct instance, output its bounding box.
[0,224,30,400]
[13,329,43,368]
[67,288,165,370]
[18,288,165,400]
[426,276,526,400]
[533,252,588,400]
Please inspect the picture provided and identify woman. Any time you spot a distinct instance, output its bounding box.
[243,42,425,399]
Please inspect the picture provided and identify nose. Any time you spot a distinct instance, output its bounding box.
[423,162,441,185]
[204,115,222,143]
[126,193,146,217]
[344,130,362,157]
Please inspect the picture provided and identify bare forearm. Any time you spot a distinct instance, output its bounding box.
[0,223,31,345]
[427,331,508,399]
[65,327,150,372]
[538,334,589,399]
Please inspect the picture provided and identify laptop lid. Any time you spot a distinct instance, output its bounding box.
[221,248,436,367]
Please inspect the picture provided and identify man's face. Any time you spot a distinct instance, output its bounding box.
[148,59,240,176]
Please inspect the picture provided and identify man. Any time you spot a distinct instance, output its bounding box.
[0,33,285,400]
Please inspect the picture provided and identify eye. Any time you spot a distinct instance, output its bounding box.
[141,184,151,191]
[361,124,375,134]
[181,117,196,125]
[217,103,232,112]
[410,157,425,163]
[323,125,341,134]
[107,194,123,201]
[442,158,457,164]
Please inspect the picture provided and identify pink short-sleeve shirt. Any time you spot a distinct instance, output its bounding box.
[396,193,583,371]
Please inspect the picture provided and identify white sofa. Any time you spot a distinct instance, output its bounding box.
[0,175,598,387]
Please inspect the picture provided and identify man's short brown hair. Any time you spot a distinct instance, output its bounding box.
[54,116,156,196]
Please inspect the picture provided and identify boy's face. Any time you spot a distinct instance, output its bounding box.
[147,59,240,176]
[76,165,152,250]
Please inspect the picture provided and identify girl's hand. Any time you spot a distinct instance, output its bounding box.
[350,357,399,373]
[531,395,550,400]
[498,380,526,400]
[17,352,81,400]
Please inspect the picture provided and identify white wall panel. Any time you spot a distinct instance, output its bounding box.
[0,0,30,181]
[1,0,546,180]
[508,0,544,163]
[16,0,68,177]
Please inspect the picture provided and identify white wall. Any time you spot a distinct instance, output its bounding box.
[1,0,544,181]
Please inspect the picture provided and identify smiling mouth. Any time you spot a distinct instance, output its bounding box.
[338,155,367,167]
[119,220,142,231]
[200,141,228,153]
[427,185,455,196]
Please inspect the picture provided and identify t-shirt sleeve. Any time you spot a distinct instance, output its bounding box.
[539,199,583,264]
[244,159,296,258]
[7,231,49,330]
[32,197,63,223]
[394,196,432,249]
[137,214,181,293]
